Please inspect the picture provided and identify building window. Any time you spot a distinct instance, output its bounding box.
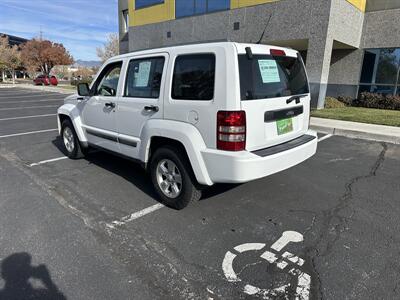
[359,48,400,96]
[135,0,164,10]
[122,9,129,33]
[175,0,230,18]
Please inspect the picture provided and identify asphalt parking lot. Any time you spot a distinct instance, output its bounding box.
[0,87,399,300]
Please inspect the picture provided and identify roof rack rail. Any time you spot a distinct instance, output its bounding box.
[129,39,231,53]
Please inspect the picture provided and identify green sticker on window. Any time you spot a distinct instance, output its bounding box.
[276,118,293,135]
[258,59,280,83]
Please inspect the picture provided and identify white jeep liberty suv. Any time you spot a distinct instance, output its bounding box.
[58,42,318,209]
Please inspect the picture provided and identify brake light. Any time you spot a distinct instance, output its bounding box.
[270,49,286,56]
[217,111,246,151]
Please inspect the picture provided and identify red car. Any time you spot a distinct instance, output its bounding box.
[33,75,58,86]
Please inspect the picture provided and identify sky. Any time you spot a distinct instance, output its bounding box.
[0,0,118,61]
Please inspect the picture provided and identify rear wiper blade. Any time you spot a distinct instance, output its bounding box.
[286,94,308,104]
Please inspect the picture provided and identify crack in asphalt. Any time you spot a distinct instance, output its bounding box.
[306,142,388,300]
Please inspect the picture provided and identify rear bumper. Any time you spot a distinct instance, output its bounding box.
[201,130,318,184]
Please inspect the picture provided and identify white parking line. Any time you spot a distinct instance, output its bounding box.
[0,105,58,111]
[0,114,56,121]
[0,93,64,98]
[0,99,64,104]
[106,203,165,229]
[29,156,68,167]
[0,129,57,139]
[318,134,333,142]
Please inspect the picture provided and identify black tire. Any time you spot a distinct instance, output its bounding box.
[61,119,84,159]
[150,146,201,210]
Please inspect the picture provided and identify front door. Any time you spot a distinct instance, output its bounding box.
[116,54,167,159]
[81,61,123,152]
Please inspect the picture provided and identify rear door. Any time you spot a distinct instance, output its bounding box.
[238,48,310,151]
[116,54,168,159]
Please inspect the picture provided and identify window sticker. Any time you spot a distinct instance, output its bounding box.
[135,61,151,87]
[258,59,280,83]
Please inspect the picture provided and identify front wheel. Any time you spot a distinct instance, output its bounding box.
[150,146,201,210]
[61,120,84,159]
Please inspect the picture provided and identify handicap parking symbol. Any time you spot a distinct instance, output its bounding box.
[222,231,311,299]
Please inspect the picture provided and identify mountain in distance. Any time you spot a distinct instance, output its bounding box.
[73,60,102,68]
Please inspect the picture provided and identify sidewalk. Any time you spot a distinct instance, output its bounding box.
[0,83,74,94]
[311,117,400,144]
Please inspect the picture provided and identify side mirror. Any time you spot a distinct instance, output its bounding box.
[77,83,90,96]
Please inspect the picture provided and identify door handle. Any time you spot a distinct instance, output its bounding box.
[105,102,116,109]
[144,105,159,112]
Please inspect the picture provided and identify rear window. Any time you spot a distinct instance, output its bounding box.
[172,54,215,100]
[238,54,309,100]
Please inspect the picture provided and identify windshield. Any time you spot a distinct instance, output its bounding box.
[238,54,309,100]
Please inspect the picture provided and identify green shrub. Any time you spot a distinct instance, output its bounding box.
[325,97,346,109]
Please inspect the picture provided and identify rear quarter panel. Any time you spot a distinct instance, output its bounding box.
[163,43,241,149]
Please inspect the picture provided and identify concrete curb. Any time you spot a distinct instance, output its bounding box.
[0,83,74,94]
[310,117,400,144]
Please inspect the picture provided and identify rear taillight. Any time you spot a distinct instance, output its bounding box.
[217,111,246,151]
[270,49,286,56]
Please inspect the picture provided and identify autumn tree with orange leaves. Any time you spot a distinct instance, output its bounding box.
[21,39,73,76]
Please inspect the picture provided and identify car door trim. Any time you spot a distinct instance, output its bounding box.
[84,126,118,143]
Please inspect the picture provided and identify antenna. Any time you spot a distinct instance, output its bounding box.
[39,26,43,40]
[256,13,273,44]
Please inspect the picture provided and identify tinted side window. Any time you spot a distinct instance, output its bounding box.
[125,57,165,98]
[94,62,122,97]
[172,54,215,100]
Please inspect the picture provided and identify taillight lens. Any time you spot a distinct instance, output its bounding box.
[270,49,286,56]
[217,111,246,151]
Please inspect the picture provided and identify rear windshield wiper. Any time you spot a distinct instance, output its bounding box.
[286,94,308,104]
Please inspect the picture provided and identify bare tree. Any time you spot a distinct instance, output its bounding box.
[0,36,22,84]
[0,36,8,81]
[96,33,119,63]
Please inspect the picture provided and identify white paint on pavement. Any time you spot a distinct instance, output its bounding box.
[0,129,57,139]
[222,231,311,300]
[106,203,165,229]
[270,230,303,252]
[282,251,305,266]
[222,251,238,282]
[0,114,56,122]
[0,93,64,98]
[0,99,63,104]
[260,250,278,264]
[29,156,68,167]
[0,105,58,111]
[318,134,333,142]
[234,243,265,253]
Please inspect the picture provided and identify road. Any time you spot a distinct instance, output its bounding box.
[0,87,399,299]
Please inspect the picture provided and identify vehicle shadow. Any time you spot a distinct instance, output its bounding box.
[51,137,240,204]
[51,137,159,200]
[0,252,66,300]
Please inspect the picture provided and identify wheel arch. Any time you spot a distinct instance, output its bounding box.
[141,120,213,186]
[57,104,87,144]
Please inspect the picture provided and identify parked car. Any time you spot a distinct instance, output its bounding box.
[57,42,318,209]
[34,75,58,86]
